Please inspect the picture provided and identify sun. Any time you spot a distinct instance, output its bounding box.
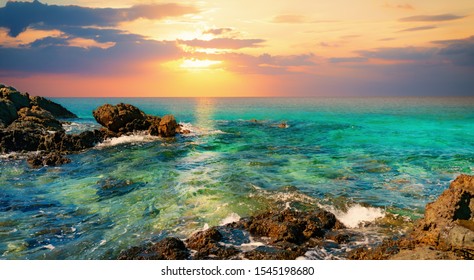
[180,58,221,69]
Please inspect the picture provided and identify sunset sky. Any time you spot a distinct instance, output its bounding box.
[0,0,473,97]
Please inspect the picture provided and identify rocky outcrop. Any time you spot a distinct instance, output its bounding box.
[1,85,30,110]
[93,103,179,137]
[30,96,78,118]
[349,174,474,260]
[119,208,347,260]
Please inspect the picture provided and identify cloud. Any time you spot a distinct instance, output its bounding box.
[0,29,182,75]
[178,38,265,49]
[435,36,474,67]
[0,0,198,37]
[399,14,465,22]
[383,3,415,10]
[357,47,436,61]
[203,28,234,36]
[330,57,368,63]
[398,25,437,32]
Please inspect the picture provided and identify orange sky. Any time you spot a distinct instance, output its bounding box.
[0,0,473,97]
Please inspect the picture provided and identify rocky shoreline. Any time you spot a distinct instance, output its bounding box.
[117,174,473,260]
[0,84,182,168]
[1,84,472,259]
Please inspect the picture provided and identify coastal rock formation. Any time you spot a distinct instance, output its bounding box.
[93,103,178,137]
[119,208,346,260]
[349,174,474,260]
[30,96,78,118]
[27,152,71,168]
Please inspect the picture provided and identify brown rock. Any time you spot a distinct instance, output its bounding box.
[92,103,148,133]
[27,152,71,168]
[13,106,64,131]
[30,96,77,118]
[0,85,30,110]
[158,114,178,137]
[0,99,18,127]
[118,237,189,260]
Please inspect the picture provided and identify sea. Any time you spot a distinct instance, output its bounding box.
[1,97,473,259]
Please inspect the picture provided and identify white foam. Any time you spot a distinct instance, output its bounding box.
[43,244,55,250]
[96,133,159,148]
[219,213,241,225]
[326,204,385,228]
[179,122,225,137]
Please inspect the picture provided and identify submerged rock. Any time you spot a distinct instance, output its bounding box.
[27,152,71,168]
[96,178,145,200]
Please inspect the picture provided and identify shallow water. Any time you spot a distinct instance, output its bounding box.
[1,97,473,259]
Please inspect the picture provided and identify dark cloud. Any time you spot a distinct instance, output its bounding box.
[178,38,265,49]
[436,36,474,68]
[330,57,368,63]
[0,31,182,75]
[398,25,436,32]
[0,0,198,37]
[358,47,436,61]
[203,28,234,36]
[399,14,465,22]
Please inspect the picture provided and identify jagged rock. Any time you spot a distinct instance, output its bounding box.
[30,96,77,118]
[11,106,64,131]
[93,103,148,134]
[411,174,474,253]
[186,227,240,260]
[27,152,71,168]
[236,209,344,245]
[117,237,189,260]
[38,129,106,152]
[158,115,178,137]
[0,99,18,127]
[0,85,30,110]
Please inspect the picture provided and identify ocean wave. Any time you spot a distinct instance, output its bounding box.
[95,132,160,148]
[179,122,225,137]
[62,120,100,134]
[321,203,386,228]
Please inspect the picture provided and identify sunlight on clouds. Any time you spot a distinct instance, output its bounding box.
[0,27,63,47]
[180,58,222,69]
[68,38,116,49]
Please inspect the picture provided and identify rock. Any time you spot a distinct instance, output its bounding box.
[244,245,305,260]
[0,99,18,127]
[236,209,344,245]
[38,130,106,152]
[146,115,161,136]
[0,85,30,110]
[412,174,474,253]
[278,122,288,128]
[30,96,77,118]
[96,178,145,200]
[27,152,71,168]
[186,227,240,260]
[0,127,43,153]
[118,237,189,260]
[93,103,148,134]
[390,246,460,260]
[158,114,178,137]
[12,106,64,131]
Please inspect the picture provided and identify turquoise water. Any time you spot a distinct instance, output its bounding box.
[1,97,473,259]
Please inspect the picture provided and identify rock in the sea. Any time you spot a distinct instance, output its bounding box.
[186,227,240,260]
[93,103,149,134]
[11,106,64,132]
[93,103,179,137]
[27,152,71,168]
[0,85,30,110]
[236,209,345,245]
[118,237,189,260]
[158,114,178,137]
[30,96,77,118]
[349,174,474,260]
[0,99,18,127]
[412,174,474,254]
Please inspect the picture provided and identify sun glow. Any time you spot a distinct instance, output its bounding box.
[180,58,222,69]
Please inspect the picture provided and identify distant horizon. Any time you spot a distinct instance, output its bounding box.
[1,0,473,97]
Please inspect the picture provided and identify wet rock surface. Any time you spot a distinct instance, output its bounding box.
[119,209,347,260]
[0,84,182,167]
[117,237,190,260]
[349,174,474,260]
[93,103,178,137]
